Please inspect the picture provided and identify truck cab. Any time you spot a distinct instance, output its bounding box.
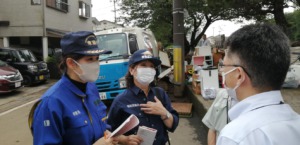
[94,27,158,100]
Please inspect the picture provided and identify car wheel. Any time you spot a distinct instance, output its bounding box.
[23,75,32,86]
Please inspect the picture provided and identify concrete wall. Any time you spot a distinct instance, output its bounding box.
[45,0,93,32]
[0,0,43,36]
[0,0,93,37]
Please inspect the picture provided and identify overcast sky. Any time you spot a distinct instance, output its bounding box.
[91,0,295,37]
[92,0,116,22]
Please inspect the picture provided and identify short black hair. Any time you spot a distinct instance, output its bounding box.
[225,23,290,90]
[59,54,85,73]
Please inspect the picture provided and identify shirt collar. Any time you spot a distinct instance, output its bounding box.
[61,75,87,98]
[130,85,141,96]
[129,85,154,96]
[229,90,284,120]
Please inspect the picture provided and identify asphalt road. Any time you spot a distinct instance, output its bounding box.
[0,80,207,145]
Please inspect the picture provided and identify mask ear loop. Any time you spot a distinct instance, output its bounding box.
[65,58,78,72]
[235,67,246,89]
[71,59,83,75]
[222,67,238,86]
[238,67,248,84]
[72,59,81,67]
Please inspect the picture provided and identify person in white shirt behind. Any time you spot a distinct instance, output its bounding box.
[217,23,300,145]
[202,89,237,145]
[198,34,211,47]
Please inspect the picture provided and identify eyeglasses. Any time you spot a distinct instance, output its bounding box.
[218,60,251,78]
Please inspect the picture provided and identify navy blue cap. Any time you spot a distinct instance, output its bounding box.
[61,31,111,56]
[128,49,161,67]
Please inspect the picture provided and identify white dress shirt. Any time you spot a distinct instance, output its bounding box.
[199,39,211,47]
[217,90,300,145]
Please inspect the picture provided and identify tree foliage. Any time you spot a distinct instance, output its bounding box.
[285,10,300,41]
[118,0,245,55]
[117,0,299,55]
[118,0,172,48]
[211,0,300,35]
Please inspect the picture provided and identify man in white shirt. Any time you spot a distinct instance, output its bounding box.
[217,24,300,145]
[202,89,237,145]
[199,34,211,47]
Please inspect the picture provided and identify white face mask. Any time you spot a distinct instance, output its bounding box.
[73,60,99,82]
[222,67,243,101]
[135,67,156,86]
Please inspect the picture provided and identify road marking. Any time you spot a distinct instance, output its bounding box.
[0,99,39,117]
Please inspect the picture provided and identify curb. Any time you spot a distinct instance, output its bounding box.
[185,85,214,132]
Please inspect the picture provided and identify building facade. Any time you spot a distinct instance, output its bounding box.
[92,19,123,32]
[0,0,94,61]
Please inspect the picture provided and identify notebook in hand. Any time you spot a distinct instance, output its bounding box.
[109,114,139,138]
[137,126,157,145]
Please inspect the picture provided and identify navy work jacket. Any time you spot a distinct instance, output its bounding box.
[107,86,179,145]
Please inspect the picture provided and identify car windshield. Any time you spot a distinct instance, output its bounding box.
[96,33,128,60]
[12,49,38,62]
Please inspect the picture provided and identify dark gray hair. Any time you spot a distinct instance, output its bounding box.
[59,54,85,73]
[225,23,290,90]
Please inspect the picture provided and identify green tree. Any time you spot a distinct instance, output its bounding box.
[285,10,300,41]
[263,9,300,42]
[118,0,243,55]
[212,0,300,35]
[118,0,173,48]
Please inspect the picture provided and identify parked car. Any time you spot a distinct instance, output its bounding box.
[0,47,50,86]
[26,47,62,61]
[0,60,23,93]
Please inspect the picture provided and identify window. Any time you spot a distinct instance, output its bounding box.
[31,0,41,5]
[46,0,68,12]
[79,1,90,18]
[97,33,128,59]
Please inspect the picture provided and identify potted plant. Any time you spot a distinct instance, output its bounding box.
[46,55,62,79]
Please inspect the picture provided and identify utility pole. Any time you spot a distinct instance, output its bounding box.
[111,0,117,23]
[173,0,185,97]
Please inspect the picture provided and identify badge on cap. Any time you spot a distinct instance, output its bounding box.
[85,35,97,46]
[141,51,153,59]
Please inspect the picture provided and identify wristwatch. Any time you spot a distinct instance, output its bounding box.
[162,111,171,120]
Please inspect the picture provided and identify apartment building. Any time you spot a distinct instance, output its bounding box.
[92,19,123,32]
[0,0,94,61]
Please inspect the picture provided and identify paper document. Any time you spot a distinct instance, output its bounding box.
[137,126,157,145]
[109,114,139,138]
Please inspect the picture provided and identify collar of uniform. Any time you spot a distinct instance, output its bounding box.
[130,85,142,96]
[228,90,283,121]
[218,88,229,99]
[61,74,87,97]
[130,85,154,96]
